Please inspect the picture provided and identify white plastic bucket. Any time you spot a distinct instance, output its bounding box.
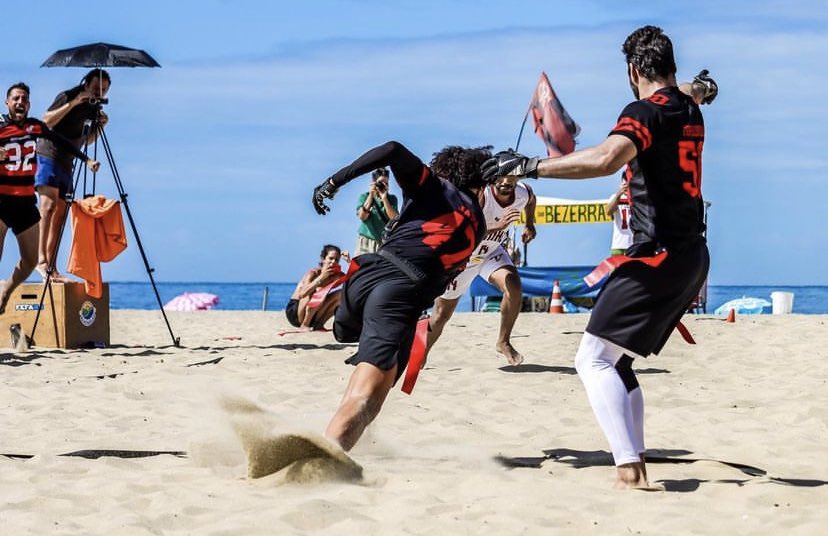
[770,291,794,314]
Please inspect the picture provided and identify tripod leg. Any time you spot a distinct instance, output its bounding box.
[98,127,180,347]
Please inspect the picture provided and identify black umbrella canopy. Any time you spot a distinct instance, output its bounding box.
[41,42,160,68]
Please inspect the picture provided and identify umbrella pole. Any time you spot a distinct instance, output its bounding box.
[96,124,180,347]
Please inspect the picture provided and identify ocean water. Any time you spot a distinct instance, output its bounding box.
[110,282,828,314]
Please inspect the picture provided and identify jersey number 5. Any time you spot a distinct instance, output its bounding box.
[678,140,703,198]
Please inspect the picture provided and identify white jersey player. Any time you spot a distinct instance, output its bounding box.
[427,175,537,365]
[606,180,633,255]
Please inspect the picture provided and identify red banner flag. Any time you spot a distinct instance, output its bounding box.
[529,72,580,157]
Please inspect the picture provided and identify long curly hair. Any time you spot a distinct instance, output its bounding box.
[430,145,493,192]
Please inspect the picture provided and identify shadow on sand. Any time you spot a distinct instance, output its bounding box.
[494,447,828,492]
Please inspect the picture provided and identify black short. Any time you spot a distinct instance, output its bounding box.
[285,298,300,327]
[587,238,709,357]
[0,195,39,235]
[333,254,442,381]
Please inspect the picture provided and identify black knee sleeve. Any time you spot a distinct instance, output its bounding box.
[615,354,639,393]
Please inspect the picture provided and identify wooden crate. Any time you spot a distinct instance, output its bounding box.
[0,282,110,349]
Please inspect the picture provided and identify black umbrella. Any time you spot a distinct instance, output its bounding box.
[41,42,160,68]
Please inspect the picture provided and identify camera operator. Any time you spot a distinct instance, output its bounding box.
[34,68,111,281]
[354,168,398,256]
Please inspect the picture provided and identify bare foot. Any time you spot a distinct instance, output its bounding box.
[36,265,71,283]
[496,341,524,366]
[614,462,663,491]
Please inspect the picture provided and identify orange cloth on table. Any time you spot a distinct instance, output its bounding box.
[67,195,128,298]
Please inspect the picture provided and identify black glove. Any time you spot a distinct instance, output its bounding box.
[692,69,718,105]
[312,179,338,215]
[481,149,540,183]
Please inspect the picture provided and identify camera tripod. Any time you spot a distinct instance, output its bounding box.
[31,113,180,347]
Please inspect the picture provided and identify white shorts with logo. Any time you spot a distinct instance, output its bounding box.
[441,244,514,300]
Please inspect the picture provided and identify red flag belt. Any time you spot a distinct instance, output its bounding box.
[401,317,430,395]
[584,251,696,345]
[584,251,668,288]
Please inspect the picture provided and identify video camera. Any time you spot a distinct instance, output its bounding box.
[88,97,109,106]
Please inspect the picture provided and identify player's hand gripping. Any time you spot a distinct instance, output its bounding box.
[312,179,338,215]
[481,149,540,183]
[692,69,718,105]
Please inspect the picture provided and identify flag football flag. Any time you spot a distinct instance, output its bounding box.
[529,72,580,157]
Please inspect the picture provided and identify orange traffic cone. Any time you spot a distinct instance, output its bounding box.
[726,308,736,323]
[549,279,564,314]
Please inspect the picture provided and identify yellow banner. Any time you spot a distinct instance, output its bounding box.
[519,202,611,225]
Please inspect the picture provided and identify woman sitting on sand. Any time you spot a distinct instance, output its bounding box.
[285,245,345,330]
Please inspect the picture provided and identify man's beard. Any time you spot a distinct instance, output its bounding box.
[627,65,640,100]
[629,79,640,100]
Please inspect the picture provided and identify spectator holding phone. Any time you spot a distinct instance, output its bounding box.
[354,168,398,256]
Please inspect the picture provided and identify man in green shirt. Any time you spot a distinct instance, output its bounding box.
[354,168,399,255]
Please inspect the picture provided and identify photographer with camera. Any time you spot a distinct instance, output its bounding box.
[34,68,111,282]
[354,168,398,256]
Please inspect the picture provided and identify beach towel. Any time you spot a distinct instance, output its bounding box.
[67,195,128,298]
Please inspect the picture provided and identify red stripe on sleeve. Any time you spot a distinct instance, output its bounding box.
[612,117,652,151]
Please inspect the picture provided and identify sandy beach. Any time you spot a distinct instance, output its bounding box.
[1,310,826,535]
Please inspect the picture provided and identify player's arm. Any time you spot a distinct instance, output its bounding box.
[534,135,636,180]
[605,181,626,216]
[522,184,537,244]
[680,69,718,105]
[313,140,425,215]
[483,104,644,183]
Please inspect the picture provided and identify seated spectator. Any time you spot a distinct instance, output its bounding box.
[285,245,344,330]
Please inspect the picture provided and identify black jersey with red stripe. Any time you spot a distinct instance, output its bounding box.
[327,141,485,279]
[609,86,705,251]
[1,115,90,196]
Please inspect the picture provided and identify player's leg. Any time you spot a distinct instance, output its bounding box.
[426,265,477,354]
[326,272,417,451]
[426,296,459,352]
[325,361,397,451]
[574,332,649,489]
[486,264,523,365]
[481,247,523,365]
[0,221,8,312]
[0,222,38,314]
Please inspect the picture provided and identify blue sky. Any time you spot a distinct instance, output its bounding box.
[2,0,826,285]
